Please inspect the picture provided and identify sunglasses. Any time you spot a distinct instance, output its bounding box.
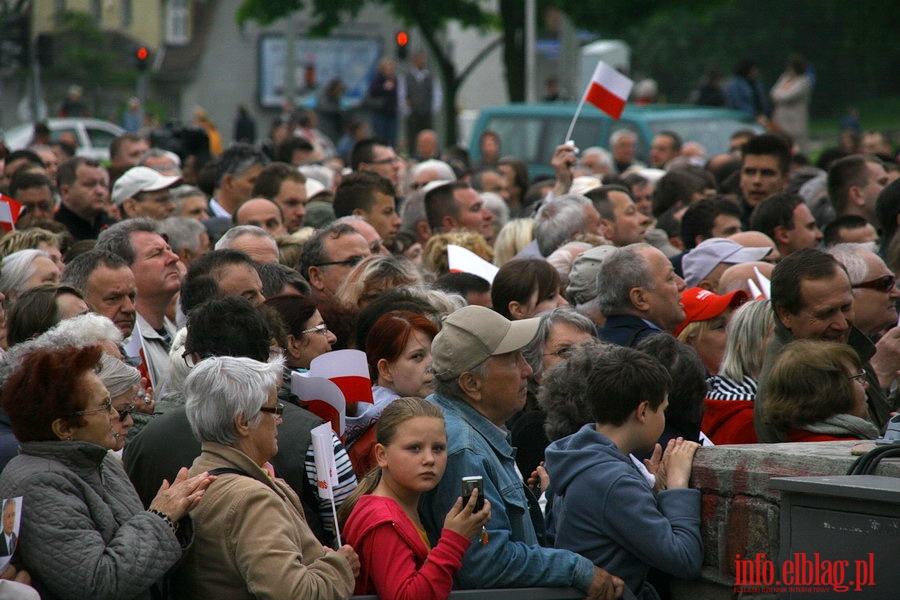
[852,275,896,292]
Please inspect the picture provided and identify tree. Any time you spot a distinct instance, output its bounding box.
[237,0,502,145]
[44,11,138,115]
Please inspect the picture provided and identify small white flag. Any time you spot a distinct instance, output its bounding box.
[310,423,339,500]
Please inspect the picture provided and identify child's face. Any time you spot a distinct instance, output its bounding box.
[642,395,669,451]
[378,416,448,493]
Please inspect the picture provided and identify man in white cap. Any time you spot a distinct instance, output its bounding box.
[112,166,181,221]
[421,305,623,599]
[682,238,772,291]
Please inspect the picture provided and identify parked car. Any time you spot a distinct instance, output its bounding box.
[468,103,762,177]
[3,118,125,161]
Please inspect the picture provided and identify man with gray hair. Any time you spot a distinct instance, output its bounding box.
[214,225,279,264]
[420,305,623,599]
[596,244,687,347]
[209,143,270,218]
[299,222,371,302]
[527,194,600,258]
[96,218,183,389]
[827,243,900,339]
[159,216,210,266]
[62,250,137,338]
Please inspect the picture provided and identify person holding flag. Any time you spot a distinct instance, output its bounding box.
[178,354,359,599]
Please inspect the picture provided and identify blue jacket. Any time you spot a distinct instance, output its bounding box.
[725,77,769,117]
[545,425,702,600]
[597,314,662,348]
[421,391,594,591]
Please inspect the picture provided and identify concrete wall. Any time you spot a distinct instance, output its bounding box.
[674,442,900,600]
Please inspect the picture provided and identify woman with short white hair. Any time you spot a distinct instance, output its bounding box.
[0,249,60,302]
[177,355,359,599]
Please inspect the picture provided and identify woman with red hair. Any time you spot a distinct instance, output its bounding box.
[0,345,213,599]
[346,310,438,475]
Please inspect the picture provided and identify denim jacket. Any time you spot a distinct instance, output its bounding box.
[421,391,594,591]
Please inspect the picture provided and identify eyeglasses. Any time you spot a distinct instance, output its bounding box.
[259,403,285,418]
[852,275,896,292]
[115,402,137,422]
[543,346,576,360]
[301,323,330,336]
[848,369,867,384]
[71,395,113,418]
[182,351,214,369]
[312,255,365,268]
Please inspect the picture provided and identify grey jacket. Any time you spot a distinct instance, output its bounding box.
[0,440,184,600]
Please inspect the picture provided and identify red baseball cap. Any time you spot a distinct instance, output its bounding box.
[674,287,749,337]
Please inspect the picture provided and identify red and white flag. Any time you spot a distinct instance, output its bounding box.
[585,61,634,120]
[0,194,22,233]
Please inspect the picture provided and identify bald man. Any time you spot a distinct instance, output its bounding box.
[729,230,780,263]
[716,261,775,296]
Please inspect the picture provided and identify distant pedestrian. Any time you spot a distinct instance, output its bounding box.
[366,59,399,148]
[726,58,770,127]
[771,54,812,153]
[232,104,257,144]
[121,97,142,133]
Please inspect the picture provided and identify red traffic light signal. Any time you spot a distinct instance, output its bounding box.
[135,46,149,71]
[395,31,409,60]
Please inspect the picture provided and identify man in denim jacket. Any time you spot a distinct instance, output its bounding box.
[421,305,623,599]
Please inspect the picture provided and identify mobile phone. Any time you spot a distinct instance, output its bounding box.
[461,476,485,512]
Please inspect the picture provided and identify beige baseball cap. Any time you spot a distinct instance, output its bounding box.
[432,305,540,380]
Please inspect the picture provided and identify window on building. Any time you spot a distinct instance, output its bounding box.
[90,0,102,22]
[166,0,190,45]
[54,0,66,14]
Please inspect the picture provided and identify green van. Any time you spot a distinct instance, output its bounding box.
[468,103,761,177]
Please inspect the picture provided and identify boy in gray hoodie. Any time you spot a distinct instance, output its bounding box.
[545,345,702,600]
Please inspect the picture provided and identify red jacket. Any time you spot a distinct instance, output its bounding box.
[702,398,758,445]
[344,494,470,600]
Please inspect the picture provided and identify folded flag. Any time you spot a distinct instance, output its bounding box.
[0,194,22,233]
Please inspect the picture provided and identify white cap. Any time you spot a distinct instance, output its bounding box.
[112,166,181,206]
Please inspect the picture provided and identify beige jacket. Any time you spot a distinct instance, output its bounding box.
[174,442,354,600]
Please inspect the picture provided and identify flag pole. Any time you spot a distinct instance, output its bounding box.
[563,77,593,144]
[330,498,342,546]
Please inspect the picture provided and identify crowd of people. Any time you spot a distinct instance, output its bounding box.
[0,84,897,600]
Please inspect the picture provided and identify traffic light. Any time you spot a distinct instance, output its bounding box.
[135,46,149,71]
[395,31,409,61]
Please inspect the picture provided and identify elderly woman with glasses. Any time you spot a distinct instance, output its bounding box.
[762,340,881,442]
[176,355,359,599]
[0,344,213,599]
[97,352,143,449]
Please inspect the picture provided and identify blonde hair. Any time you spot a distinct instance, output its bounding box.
[0,228,60,261]
[423,231,493,276]
[493,218,535,267]
[337,397,444,526]
[335,254,422,309]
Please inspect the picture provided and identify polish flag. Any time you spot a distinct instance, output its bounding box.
[585,62,634,120]
[0,194,22,232]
